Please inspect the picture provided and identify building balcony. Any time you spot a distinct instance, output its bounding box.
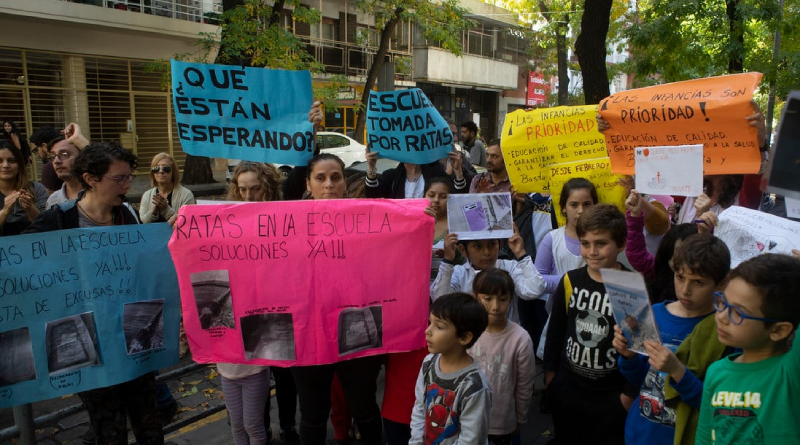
[2,0,219,60]
[300,37,414,84]
[413,46,519,90]
[56,0,222,24]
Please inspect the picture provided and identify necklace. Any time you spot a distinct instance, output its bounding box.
[407,172,421,183]
[77,203,113,225]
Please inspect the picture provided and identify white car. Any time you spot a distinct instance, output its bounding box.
[227,131,367,179]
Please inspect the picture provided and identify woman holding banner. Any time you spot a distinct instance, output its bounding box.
[24,142,164,445]
[0,141,47,236]
[291,153,384,445]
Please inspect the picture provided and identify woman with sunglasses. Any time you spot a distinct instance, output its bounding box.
[24,142,164,445]
[139,153,195,224]
[0,141,47,236]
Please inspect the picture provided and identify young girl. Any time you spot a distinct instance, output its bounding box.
[534,178,596,357]
[218,361,270,445]
[425,177,463,269]
[291,154,383,445]
[469,268,535,445]
[225,161,297,444]
[0,142,47,236]
[625,190,698,303]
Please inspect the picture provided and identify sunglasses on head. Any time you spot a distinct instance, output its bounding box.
[152,166,172,174]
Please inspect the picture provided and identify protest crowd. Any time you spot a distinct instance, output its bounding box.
[1,72,800,445]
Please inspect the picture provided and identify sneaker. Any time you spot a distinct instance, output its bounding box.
[280,427,299,444]
[81,428,96,445]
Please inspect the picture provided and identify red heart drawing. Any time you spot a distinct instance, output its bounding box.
[643,148,650,157]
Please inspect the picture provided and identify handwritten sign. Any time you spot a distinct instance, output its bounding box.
[501,105,605,193]
[171,60,314,165]
[0,225,179,408]
[168,199,432,366]
[447,193,513,241]
[549,157,627,227]
[600,72,763,175]
[717,206,800,267]
[635,145,703,197]
[365,89,453,164]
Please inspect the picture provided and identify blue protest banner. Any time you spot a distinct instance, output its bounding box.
[171,60,314,165]
[0,224,179,408]
[366,89,454,164]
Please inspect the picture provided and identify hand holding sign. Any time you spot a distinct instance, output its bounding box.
[171,60,314,166]
[634,145,704,197]
[365,89,453,164]
[600,73,763,175]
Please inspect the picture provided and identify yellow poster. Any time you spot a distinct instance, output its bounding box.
[549,157,627,227]
[500,105,607,193]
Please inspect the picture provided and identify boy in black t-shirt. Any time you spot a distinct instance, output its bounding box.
[542,204,629,445]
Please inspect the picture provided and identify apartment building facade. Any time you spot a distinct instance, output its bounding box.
[0,0,530,174]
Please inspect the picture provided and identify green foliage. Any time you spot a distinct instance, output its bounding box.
[144,0,345,109]
[624,0,800,99]
[351,0,476,56]
[209,0,320,69]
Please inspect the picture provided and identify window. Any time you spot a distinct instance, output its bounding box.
[311,21,336,41]
[325,134,350,148]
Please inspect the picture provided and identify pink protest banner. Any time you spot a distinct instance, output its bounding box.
[168,199,433,366]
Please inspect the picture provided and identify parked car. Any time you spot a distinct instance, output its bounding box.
[227,131,368,180]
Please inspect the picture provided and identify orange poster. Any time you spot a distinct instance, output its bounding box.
[599,73,763,175]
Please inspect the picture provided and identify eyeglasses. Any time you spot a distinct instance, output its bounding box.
[49,151,73,161]
[713,292,780,325]
[151,166,172,174]
[104,174,135,185]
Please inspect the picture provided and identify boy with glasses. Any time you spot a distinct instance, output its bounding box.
[613,233,731,445]
[695,254,800,444]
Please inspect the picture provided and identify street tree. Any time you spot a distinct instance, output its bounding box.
[350,0,475,144]
[624,0,800,134]
[153,0,341,184]
[574,0,613,104]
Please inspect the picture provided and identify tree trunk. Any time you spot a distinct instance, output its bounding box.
[352,7,404,144]
[556,17,570,105]
[539,2,571,106]
[574,0,612,104]
[726,0,744,73]
[182,0,248,184]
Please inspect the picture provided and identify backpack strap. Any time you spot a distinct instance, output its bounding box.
[564,272,574,311]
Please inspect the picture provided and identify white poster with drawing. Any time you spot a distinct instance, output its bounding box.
[786,197,800,220]
[717,206,800,267]
[447,192,513,240]
[635,145,703,197]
